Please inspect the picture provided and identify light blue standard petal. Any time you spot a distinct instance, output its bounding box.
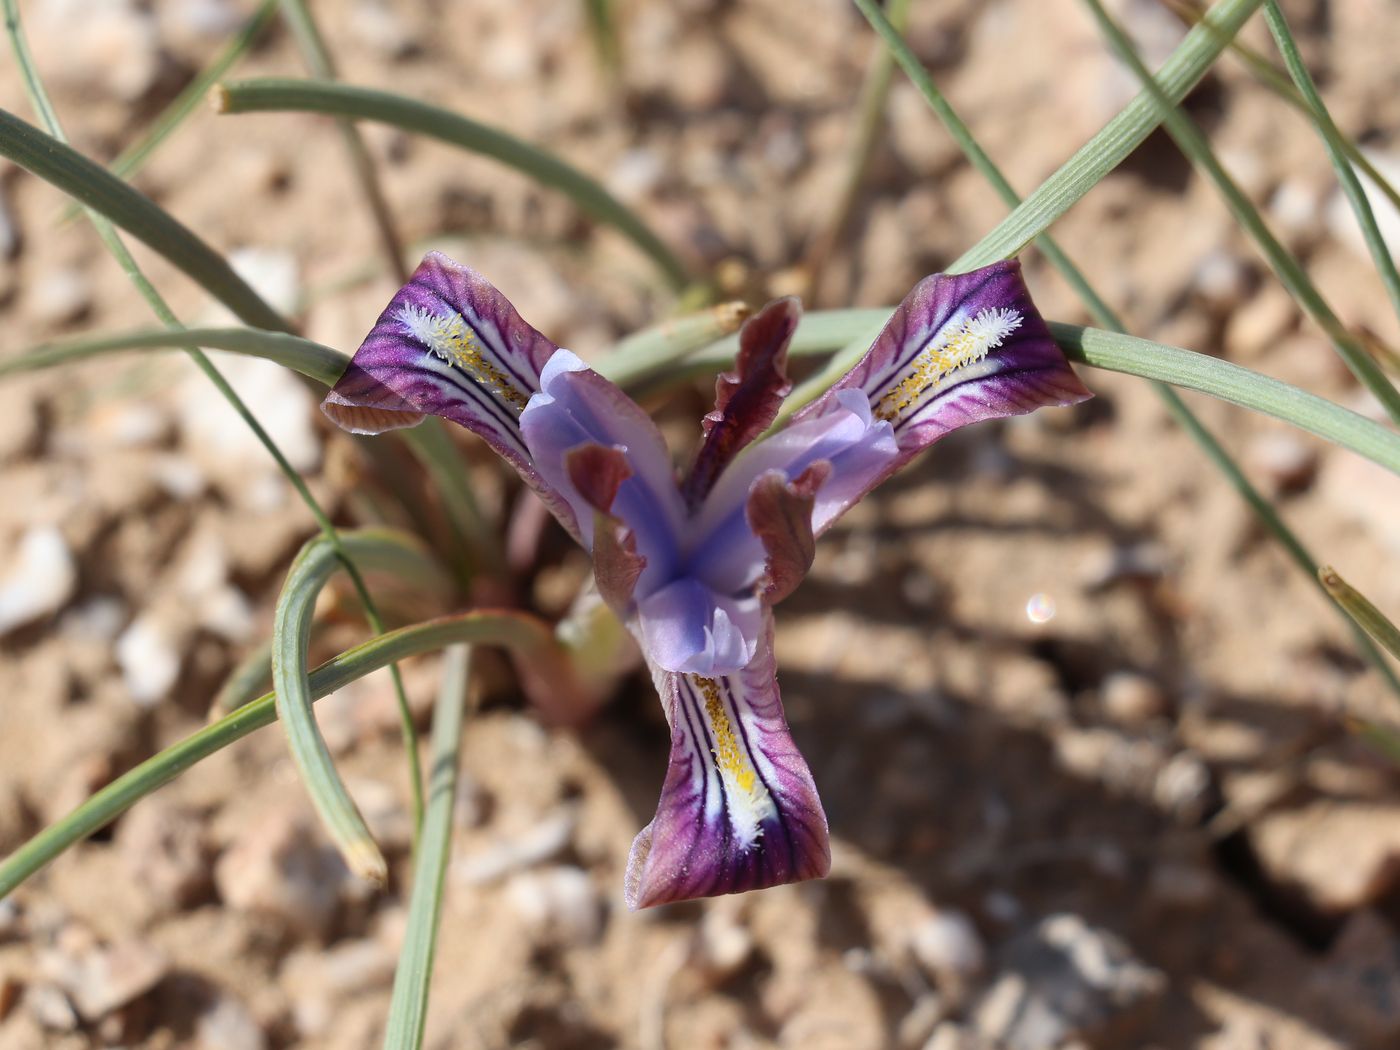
[635,578,762,676]
[521,349,688,594]
[685,389,899,595]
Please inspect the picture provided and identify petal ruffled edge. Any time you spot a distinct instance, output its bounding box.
[746,462,829,604]
[683,297,799,506]
[625,615,830,909]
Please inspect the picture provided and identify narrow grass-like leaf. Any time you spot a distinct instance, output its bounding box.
[274,529,449,881]
[651,309,1400,480]
[56,0,280,226]
[803,0,910,292]
[214,78,692,291]
[210,639,274,718]
[599,301,751,389]
[785,0,1264,414]
[0,609,565,901]
[382,644,472,1050]
[621,308,891,399]
[400,422,500,582]
[0,108,288,332]
[0,326,500,588]
[278,0,408,282]
[1052,322,1400,474]
[951,0,1262,273]
[1320,567,1400,664]
[1082,0,1400,427]
[836,0,1400,698]
[1261,0,1400,326]
[0,326,348,385]
[583,0,622,79]
[1161,0,1400,216]
[5,1,427,861]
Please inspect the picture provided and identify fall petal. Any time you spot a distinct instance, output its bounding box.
[625,621,830,909]
[320,252,580,535]
[792,260,1092,489]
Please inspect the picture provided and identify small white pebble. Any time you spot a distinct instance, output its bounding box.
[0,527,77,635]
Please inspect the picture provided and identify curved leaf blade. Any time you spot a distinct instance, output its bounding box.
[272,529,449,883]
[0,108,288,331]
[215,78,692,290]
[0,608,564,901]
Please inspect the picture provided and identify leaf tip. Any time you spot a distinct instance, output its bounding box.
[344,837,390,887]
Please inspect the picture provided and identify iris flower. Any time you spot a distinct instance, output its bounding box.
[322,253,1090,908]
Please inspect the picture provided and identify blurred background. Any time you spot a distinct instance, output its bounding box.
[2,0,1400,1047]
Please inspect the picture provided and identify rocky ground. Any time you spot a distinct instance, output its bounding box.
[3,0,1400,1047]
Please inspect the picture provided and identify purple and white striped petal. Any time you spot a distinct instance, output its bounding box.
[625,615,830,909]
[521,350,687,596]
[791,259,1092,495]
[683,297,799,506]
[320,252,581,537]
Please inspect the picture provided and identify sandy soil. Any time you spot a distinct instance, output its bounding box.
[3,1,1400,1048]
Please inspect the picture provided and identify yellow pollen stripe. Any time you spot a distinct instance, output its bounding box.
[874,306,1022,423]
[694,676,758,796]
[397,304,529,411]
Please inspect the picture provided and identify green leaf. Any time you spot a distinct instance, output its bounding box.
[620,308,891,400]
[1055,322,1400,474]
[0,326,348,386]
[215,78,692,291]
[273,530,450,882]
[599,301,752,389]
[277,0,408,282]
[1081,0,1400,427]
[399,422,500,582]
[1319,566,1400,664]
[1261,0,1400,327]
[841,0,1400,701]
[56,0,280,226]
[661,308,1400,477]
[1162,0,1400,217]
[0,608,565,901]
[382,645,472,1050]
[784,0,1265,415]
[0,108,288,332]
[210,639,274,718]
[952,0,1263,273]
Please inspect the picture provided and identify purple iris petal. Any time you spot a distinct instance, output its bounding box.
[521,349,687,595]
[792,260,1092,484]
[625,614,830,909]
[321,252,580,540]
[323,252,1091,911]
